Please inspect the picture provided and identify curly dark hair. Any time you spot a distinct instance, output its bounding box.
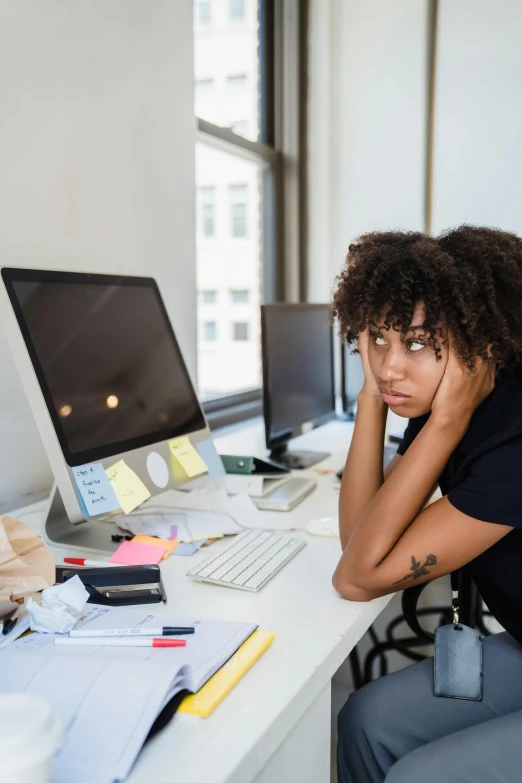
[331,225,522,372]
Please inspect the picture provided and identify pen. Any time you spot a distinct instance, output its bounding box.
[2,609,18,636]
[69,626,195,638]
[63,558,120,568]
[55,637,186,648]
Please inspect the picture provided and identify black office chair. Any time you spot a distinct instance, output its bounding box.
[348,571,495,688]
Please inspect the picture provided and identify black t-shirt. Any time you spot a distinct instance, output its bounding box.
[397,372,522,645]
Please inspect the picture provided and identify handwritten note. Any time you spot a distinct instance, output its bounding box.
[168,436,208,478]
[131,534,179,560]
[105,460,151,514]
[73,463,120,517]
[108,540,165,566]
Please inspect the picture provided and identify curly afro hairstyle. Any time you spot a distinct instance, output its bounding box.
[331,225,522,373]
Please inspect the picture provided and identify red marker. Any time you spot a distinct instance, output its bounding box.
[54,637,186,648]
[63,558,119,568]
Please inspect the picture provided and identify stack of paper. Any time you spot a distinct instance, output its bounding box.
[0,605,257,783]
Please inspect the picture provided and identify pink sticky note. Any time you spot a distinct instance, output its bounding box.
[109,540,166,566]
[169,524,178,541]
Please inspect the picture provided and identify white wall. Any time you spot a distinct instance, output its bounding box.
[308,0,429,436]
[432,0,522,234]
[307,0,430,303]
[0,0,196,509]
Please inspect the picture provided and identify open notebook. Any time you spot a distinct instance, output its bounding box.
[0,605,257,783]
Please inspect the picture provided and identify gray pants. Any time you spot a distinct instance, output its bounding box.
[337,631,522,782]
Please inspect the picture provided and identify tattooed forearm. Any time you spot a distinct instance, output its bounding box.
[392,554,437,584]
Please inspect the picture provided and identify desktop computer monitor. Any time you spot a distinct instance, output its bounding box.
[0,268,224,553]
[341,341,365,419]
[261,303,336,469]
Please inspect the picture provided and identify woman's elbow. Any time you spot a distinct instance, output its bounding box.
[332,570,375,602]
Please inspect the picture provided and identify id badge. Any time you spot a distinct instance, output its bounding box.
[433,623,483,701]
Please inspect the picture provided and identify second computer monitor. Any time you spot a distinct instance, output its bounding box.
[261,303,336,469]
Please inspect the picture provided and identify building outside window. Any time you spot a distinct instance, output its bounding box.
[203,321,217,341]
[230,184,247,237]
[230,0,246,21]
[233,322,249,341]
[194,0,212,27]
[197,186,215,237]
[193,0,304,413]
[231,289,249,303]
[201,290,217,303]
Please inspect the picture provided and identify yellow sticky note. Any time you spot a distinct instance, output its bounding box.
[168,436,208,478]
[105,460,151,514]
[132,534,179,560]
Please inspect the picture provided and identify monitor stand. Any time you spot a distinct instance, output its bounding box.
[268,445,330,470]
[43,484,121,556]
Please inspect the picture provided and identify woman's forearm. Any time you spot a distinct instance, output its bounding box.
[339,393,388,550]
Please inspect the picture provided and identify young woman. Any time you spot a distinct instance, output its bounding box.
[331,226,522,783]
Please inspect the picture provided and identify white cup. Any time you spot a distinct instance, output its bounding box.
[0,693,61,783]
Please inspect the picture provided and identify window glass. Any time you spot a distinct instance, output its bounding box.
[230,0,246,21]
[231,290,249,302]
[233,322,249,341]
[201,290,217,303]
[195,144,262,398]
[193,0,260,142]
[203,321,217,340]
[230,184,248,237]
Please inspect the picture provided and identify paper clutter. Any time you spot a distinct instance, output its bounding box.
[27,576,89,634]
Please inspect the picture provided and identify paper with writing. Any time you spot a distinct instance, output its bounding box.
[105,460,151,514]
[73,463,120,516]
[169,436,208,477]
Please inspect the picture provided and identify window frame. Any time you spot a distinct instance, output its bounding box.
[195,0,308,430]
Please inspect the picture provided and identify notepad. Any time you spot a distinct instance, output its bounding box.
[73,463,120,516]
[131,534,179,559]
[169,436,208,477]
[105,459,151,514]
[108,540,166,565]
[179,629,276,717]
[1,607,257,783]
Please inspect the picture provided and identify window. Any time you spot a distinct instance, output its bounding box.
[230,184,247,237]
[197,186,215,237]
[230,120,248,137]
[195,79,214,98]
[233,322,249,341]
[201,290,217,304]
[203,321,217,341]
[230,0,246,21]
[231,290,249,303]
[227,74,248,94]
[194,0,212,27]
[193,0,306,415]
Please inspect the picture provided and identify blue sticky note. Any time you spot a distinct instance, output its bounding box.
[173,540,208,556]
[72,463,120,517]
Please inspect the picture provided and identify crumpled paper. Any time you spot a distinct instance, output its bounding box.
[0,515,55,618]
[27,575,89,634]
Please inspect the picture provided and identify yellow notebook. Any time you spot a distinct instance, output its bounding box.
[179,629,275,717]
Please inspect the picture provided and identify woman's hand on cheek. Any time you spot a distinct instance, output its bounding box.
[431,346,495,426]
[357,327,385,401]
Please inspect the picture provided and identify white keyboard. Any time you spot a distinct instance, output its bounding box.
[187,530,306,592]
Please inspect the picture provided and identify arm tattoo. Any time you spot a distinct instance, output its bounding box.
[392,554,437,584]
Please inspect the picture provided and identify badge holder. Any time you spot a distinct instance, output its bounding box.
[433,570,483,701]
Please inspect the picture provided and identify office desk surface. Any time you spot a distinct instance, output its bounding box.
[13,420,392,783]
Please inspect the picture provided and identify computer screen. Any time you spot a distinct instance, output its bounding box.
[261,304,335,453]
[2,269,206,466]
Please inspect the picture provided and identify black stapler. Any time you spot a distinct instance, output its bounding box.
[55,564,167,606]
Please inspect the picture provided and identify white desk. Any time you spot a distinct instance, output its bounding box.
[14,420,393,783]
